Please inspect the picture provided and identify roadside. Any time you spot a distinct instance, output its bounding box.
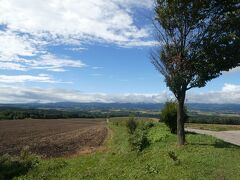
[186,128,240,146]
[186,123,240,131]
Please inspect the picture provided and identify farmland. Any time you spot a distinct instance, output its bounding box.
[0,119,107,157]
[9,118,239,180]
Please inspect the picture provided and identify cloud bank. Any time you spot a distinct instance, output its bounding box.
[0,84,239,104]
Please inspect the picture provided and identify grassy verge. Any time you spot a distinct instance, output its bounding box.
[14,118,240,179]
[186,123,240,131]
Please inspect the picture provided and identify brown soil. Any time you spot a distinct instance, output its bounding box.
[0,119,107,157]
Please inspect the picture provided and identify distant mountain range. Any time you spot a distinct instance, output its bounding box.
[0,102,239,113]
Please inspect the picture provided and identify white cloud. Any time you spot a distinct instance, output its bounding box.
[0,31,85,71]
[0,0,154,47]
[25,54,86,72]
[0,86,168,103]
[92,66,103,70]
[187,84,240,104]
[0,30,37,59]
[66,47,87,52]
[0,84,239,104]
[0,1,155,72]
[226,67,240,74]
[0,74,58,83]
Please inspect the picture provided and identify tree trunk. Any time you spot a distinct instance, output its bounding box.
[177,91,186,146]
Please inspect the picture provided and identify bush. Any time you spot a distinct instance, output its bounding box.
[160,101,188,134]
[129,129,149,152]
[0,148,39,179]
[126,115,137,134]
[147,125,169,143]
[141,122,154,131]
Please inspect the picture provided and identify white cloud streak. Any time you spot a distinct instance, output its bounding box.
[0,31,85,71]
[0,84,239,104]
[0,74,58,83]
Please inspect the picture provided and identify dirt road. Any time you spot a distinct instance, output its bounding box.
[186,128,240,146]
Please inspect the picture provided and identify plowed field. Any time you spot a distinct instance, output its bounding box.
[0,119,107,157]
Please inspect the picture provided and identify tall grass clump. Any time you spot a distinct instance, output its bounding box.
[0,147,40,179]
[129,128,149,152]
[128,121,155,152]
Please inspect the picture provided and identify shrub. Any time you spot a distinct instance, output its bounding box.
[129,129,149,152]
[141,122,154,131]
[126,115,137,134]
[147,125,169,143]
[160,101,188,134]
[0,148,39,179]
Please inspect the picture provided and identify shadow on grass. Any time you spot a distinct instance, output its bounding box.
[185,131,197,135]
[188,140,239,149]
[185,131,239,149]
[214,140,239,149]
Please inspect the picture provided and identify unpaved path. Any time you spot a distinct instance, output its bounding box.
[186,128,240,146]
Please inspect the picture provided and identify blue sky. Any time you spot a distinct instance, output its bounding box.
[0,0,239,104]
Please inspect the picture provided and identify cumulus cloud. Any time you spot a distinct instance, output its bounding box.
[0,84,239,104]
[0,30,37,59]
[187,84,240,104]
[0,0,154,46]
[0,30,85,71]
[0,0,155,73]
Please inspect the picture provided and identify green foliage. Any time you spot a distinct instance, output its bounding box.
[147,124,169,143]
[153,0,239,144]
[0,148,39,180]
[0,108,160,120]
[126,115,137,134]
[160,102,188,134]
[168,151,180,165]
[128,121,155,152]
[153,0,239,93]
[140,121,155,130]
[145,163,159,174]
[129,129,149,152]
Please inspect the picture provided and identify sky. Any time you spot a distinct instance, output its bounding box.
[0,0,239,104]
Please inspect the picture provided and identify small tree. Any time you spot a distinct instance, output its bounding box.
[126,115,137,134]
[152,1,239,145]
[161,101,188,134]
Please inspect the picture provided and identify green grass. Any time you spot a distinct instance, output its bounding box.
[186,123,240,131]
[16,118,240,180]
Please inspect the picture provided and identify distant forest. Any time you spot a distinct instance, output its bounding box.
[0,107,239,125]
[0,108,157,120]
[1,102,239,113]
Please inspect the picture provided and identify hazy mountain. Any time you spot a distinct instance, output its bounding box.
[0,102,239,113]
